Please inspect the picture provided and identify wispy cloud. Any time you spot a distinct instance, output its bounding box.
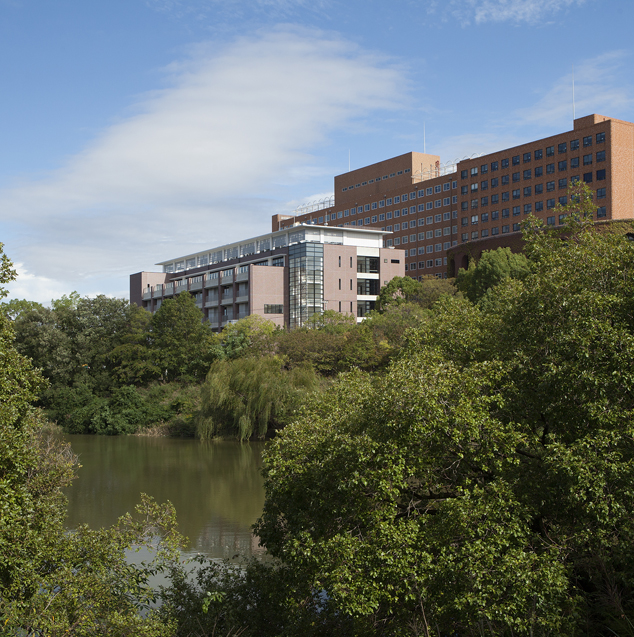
[0,28,406,302]
[428,0,587,25]
[516,51,633,128]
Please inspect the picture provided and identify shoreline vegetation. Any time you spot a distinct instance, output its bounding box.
[3,186,634,634]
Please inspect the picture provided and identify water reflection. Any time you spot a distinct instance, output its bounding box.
[63,435,266,559]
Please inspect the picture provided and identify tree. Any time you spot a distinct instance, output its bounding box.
[455,246,530,303]
[255,222,634,635]
[197,355,320,440]
[376,275,458,311]
[150,292,222,382]
[220,313,277,359]
[0,243,183,635]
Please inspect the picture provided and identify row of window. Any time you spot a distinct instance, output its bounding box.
[462,179,607,210]
[341,168,413,191]
[323,195,459,222]
[462,159,606,194]
[386,224,456,237]
[406,258,446,270]
[460,206,608,240]
[461,133,606,178]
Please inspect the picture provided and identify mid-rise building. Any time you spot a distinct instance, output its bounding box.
[130,225,405,329]
[280,114,634,277]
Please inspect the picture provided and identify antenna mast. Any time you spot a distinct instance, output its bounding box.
[572,65,576,123]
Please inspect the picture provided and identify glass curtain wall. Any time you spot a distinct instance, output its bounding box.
[289,243,324,329]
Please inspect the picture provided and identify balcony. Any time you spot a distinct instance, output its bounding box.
[235,295,248,304]
[189,280,203,292]
[236,267,249,282]
[205,276,219,289]
[164,283,174,296]
[142,289,152,300]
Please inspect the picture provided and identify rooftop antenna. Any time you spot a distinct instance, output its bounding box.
[572,64,576,123]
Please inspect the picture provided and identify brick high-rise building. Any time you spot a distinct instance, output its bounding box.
[279,114,634,278]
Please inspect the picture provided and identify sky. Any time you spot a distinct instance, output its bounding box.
[1,0,633,302]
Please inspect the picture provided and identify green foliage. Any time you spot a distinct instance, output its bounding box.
[220,313,277,359]
[376,275,458,311]
[151,292,222,382]
[0,297,45,320]
[456,246,530,303]
[198,356,320,440]
[0,243,183,635]
[254,224,634,635]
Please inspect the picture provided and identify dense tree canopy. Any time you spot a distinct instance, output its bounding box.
[255,218,634,635]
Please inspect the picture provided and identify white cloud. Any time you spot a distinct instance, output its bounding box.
[428,0,588,25]
[0,28,405,300]
[516,51,633,129]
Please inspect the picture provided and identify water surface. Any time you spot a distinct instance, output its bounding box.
[64,435,266,559]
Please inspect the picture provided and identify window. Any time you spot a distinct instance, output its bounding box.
[379,200,385,208]
[584,172,593,183]
[371,202,377,210]
[597,150,606,162]
[491,194,499,204]
[264,304,283,314]
[461,169,468,179]
[426,216,433,224]
[481,180,488,190]
[461,217,468,227]
[371,215,377,223]
[480,212,488,223]
[491,161,499,171]
[435,185,442,194]
[491,177,499,187]
[379,213,385,221]
[597,206,607,218]
[597,187,606,199]
[418,204,425,212]
[394,223,400,231]
[502,208,509,218]
[471,199,478,209]
[435,200,442,208]
[535,149,543,160]
[596,132,606,143]
[491,210,499,220]
[394,196,400,204]
[512,155,520,165]
[364,204,370,212]
[471,182,478,192]
[546,163,555,174]
[558,142,567,154]
[558,160,567,171]
[523,152,531,163]
[443,211,450,221]
[502,175,510,185]
[513,223,521,232]
[471,215,479,225]
[523,169,531,180]
[571,139,579,150]
[546,146,554,157]
[387,212,392,219]
[435,243,442,252]
[513,172,520,182]
[547,198,555,209]
[481,196,489,206]
[502,225,509,233]
[502,192,510,201]
[535,166,543,177]
[559,196,568,206]
[513,206,520,216]
[461,233,468,241]
[461,185,468,195]
[524,204,532,214]
[559,214,567,224]
[512,189,520,199]
[597,169,606,181]
[492,227,499,235]
[471,231,479,239]
[559,178,568,190]
[394,210,400,218]
[481,228,489,237]
[547,216,555,226]
[501,158,509,168]
[571,157,579,168]
[402,193,408,201]
[434,228,442,237]
[583,135,592,147]
[583,154,592,165]
[470,167,478,177]
[535,184,543,194]
[535,201,544,211]
[523,186,532,196]
[418,218,425,226]
[386,197,392,205]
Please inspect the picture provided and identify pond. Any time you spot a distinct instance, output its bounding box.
[63,435,266,559]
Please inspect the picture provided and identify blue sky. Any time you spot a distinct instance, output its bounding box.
[1,0,632,301]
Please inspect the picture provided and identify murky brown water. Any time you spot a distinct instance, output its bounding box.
[63,435,266,559]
